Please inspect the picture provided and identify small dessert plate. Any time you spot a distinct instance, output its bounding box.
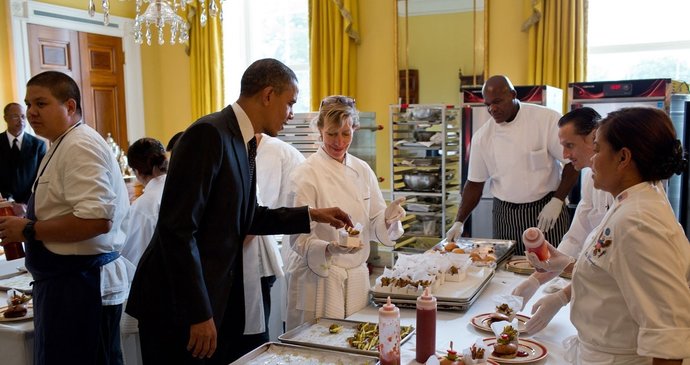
[482,337,547,364]
[471,313,530,334]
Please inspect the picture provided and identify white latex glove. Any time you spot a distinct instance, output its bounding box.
[526,289,569,334]
[445,221,464,242]
[326,241,353,255]
[511,276,541,309]
[385,197,407,225]
[537,197,563,232]
[526,243,575,274]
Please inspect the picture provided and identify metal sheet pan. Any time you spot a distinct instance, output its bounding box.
[371,269,494,311]
[230,342,379,365]
[397,237,515,265]
[279,318,414,357]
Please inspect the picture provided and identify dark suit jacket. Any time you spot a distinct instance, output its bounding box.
[0,132,46,203]
[126,105,310,328]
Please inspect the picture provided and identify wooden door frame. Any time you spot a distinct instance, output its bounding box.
[8,0,145,144]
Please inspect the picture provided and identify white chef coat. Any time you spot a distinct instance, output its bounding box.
[121,174,166,266]
[33,123,133,305]
[571,182,690,362]
[468,102,566,203]
[256,134,306,208]
[558,168,613,257]
[285,147,399,329]
[255,133,306,326]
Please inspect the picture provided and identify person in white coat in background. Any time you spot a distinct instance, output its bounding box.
[511,107,614,333]
[285,95,405,330]
[529,107,690,364]
[240,133,305,346]
[121,137,168,266]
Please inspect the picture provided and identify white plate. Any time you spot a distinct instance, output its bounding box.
[471,313,530,334]
[482,337,547,364]
[0,305,33,322]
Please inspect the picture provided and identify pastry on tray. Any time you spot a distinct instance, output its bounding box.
[4,290,31,319]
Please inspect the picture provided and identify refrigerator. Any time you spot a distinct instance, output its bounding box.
[569,78,690,232]
[460,85,564,238]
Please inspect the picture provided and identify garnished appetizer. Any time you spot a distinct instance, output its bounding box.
[439,341,465,365]
[493,325,519,359]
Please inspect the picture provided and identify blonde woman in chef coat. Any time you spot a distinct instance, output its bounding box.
[285,96,406,330]
[533,107,690,365]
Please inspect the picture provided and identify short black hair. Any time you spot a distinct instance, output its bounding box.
[26,71,82,117]
[558,107,601,135]
[166,131,184,152]
[240,58,298,97]
[3,102,22,115]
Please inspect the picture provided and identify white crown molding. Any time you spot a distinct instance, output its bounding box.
[397,0,485,16]
[8,0,145,144]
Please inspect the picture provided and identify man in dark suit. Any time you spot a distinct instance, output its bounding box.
[126,58,353,365]
[1,102,46,204]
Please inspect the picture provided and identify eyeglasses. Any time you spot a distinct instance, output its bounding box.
[320,96,356,108]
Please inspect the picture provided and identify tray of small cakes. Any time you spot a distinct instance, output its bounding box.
[370,250,494,310]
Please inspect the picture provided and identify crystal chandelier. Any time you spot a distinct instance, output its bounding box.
[88,0,224,46]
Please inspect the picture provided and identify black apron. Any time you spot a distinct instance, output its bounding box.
[24,123,120,364]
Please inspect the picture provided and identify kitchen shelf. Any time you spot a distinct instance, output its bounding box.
[390,104,462,248]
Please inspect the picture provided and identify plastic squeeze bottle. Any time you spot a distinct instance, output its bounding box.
[378,296,401,365]
[0,201,25,260]
[415,286,437,363]
[522,227,551,261]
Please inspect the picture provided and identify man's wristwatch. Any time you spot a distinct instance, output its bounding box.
[22,221,36,242]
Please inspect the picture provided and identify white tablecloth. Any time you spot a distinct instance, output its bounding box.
[350,268,576,364]
[1,256,687,364]
[0,257,142,365]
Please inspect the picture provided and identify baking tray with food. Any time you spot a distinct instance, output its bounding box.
[230,342,379,365]
[371,269,494,311]
[278,318,414,357]
[432,238,516,266]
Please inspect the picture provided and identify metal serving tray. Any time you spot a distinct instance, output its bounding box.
[279,317,414,357]
[397,238,515,265]
[230,342,379,365]
[371,268,495,311]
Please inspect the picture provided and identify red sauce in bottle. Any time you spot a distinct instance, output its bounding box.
[415,287,437,363]
[0,202,25,260]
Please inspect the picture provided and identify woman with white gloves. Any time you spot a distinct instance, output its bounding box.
[528,107,690,364]
[511,107,614,333]
[285,96,405,330]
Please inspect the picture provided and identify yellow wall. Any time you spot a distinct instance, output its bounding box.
[486,0,529,84]
[398,11,484,105]
[356,0,398,189]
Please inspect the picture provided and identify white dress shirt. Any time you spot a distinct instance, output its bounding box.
[33,123,133,305]
[468,102,566,203]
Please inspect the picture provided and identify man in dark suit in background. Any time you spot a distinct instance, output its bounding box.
[0,102,46,204]
[126,58,353,365]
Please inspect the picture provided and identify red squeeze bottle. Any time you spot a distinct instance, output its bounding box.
[415,286,437,363]
[522,227,551,261]
[0,201,26,260]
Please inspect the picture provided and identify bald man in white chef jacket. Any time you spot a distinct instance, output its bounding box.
[447,75,579,254]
